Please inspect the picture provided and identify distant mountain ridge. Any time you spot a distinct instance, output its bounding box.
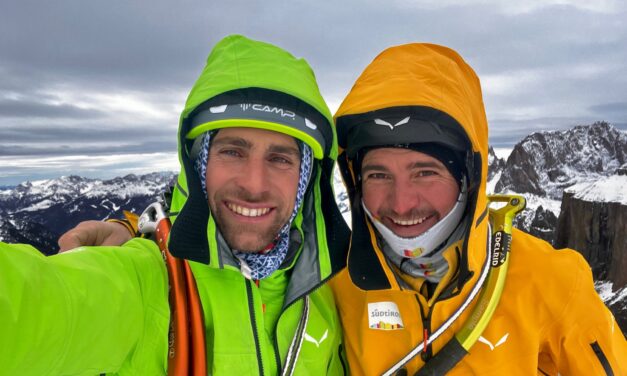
[0,172,176,254]
[496,121,626,200]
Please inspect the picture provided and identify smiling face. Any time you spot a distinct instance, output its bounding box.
[205,127,301,252]
[361,148,460,239]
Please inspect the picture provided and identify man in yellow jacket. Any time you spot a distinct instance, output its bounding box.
[329,43,626,375]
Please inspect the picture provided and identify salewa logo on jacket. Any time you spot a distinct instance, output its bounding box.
[304,329,328,347]
[368,302,404,330]
[478,333,509,351]
[374,116,410,130]
[240,103,296,119]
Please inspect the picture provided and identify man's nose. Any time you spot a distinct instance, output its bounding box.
[388,179,420,215]
[236,156,269,195]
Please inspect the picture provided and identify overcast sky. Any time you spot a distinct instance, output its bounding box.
[1,0,626,185]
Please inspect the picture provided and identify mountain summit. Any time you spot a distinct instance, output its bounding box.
[496,121,626,200]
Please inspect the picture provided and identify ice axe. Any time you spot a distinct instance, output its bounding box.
[413,194,526,375]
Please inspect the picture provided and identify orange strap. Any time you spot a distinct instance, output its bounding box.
[184,260,207,375]
[155,219,207,376]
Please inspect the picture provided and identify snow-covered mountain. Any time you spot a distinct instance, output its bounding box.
[0,172,176,254]
[489,121,626,243]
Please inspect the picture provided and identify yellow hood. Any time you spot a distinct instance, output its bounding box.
[334,42,490,290]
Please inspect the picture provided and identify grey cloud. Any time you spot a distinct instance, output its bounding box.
[0,122,176,156]
[489,116,627,146]
[0,141,176,157]
[0,98,107,119]
[589,102,627,116]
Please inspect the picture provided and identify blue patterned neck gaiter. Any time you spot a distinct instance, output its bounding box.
[194,131,313,280]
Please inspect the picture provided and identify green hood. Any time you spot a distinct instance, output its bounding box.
[167,35,348,299]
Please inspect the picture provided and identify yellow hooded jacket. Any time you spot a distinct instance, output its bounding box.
[329,43,626,375]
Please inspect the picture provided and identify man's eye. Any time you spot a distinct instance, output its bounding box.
[270,156,291,164]
[218,149,241,158]
[366,173,389,180]
[416,170,437,177]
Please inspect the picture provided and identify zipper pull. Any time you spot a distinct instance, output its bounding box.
[421,319,432,362]
[253,280,266,313]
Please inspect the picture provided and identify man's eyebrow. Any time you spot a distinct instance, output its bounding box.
[361,164,389,175]
[361,161,445,175]
[211,137,251,148]
[269,144,300,157]
[211,137,300,156]
[408,161,445,170]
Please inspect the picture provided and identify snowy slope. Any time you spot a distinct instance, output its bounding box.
[565,173,627,205]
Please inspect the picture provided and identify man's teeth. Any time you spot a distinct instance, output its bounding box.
[227,203,271,217]
[392,217,427,226]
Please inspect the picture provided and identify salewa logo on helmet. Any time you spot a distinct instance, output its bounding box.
[368,302,404,330]
[374,116,410,130]
[478,333,509,351]
[240,103,296,119]
[304,329,328,348]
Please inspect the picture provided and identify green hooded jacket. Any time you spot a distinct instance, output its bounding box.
[0,35,349,375]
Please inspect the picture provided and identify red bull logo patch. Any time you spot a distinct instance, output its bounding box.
[368,302,404,330]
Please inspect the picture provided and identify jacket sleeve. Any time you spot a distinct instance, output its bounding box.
[544,251,627,375]
[0,239,170,376]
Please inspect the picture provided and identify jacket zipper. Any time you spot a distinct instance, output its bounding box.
[279,296,310,376]
[246,279,265,376]
[413,295,434,363]
[421,314,433,362]
[271,272,339,374]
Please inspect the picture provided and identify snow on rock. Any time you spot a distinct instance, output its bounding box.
[565,174,627,205]
[596,281,627,306]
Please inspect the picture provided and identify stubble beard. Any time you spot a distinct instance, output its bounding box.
[210,190,291,253]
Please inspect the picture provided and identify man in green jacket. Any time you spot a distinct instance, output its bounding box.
[0,35,349,375]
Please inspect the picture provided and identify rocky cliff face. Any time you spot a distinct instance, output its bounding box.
[555,168,627,287]
[555,169,627,334]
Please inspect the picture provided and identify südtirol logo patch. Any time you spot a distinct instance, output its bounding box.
[368,302,404,330]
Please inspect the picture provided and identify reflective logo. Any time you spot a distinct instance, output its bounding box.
[304,329,328,347]
[368,302,404,330]
[374,116,410,130]
[478,333,509,351]
[240,103,296,118]
[304,117,317,130]
[209,105,227,113]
